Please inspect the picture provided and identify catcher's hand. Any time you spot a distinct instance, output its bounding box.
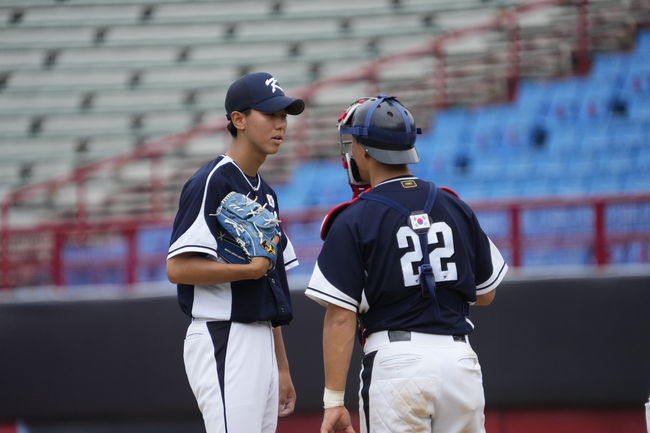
[214,192,281,269]
[321,407,356,433]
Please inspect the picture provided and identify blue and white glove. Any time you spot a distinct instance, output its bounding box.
[214,192,280,269]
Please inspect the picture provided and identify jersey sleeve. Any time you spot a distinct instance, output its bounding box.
[305,214,365,312]
[167,169,228,260]
[282,234,299,271]
[472,212,508,295]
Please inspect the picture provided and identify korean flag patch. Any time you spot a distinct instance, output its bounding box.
[409,212,431,232]
[266,194,275,209]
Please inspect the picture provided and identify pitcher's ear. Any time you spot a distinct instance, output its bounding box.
[230,111,247,130]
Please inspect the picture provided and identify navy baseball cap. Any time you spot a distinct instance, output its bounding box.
[225,72,305,119]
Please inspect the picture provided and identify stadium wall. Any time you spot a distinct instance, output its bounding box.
[0,274,648,422]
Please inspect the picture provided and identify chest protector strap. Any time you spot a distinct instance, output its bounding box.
[360,182,439,301]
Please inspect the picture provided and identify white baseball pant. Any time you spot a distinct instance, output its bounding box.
[359,330,486,433]
[183,319,279,433]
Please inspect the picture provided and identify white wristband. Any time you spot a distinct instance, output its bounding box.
[323,387,345,409]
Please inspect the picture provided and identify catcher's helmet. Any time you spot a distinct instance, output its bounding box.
[338,95,421,165]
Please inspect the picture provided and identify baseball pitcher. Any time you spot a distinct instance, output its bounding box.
[167,72,304,433]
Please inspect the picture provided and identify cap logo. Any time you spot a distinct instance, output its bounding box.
[265,77,283,93]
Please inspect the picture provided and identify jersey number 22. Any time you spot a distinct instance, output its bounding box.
[397,222,457,286]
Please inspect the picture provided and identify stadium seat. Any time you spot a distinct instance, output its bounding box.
[1,2,649,281]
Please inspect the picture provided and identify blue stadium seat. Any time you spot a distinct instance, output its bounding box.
[515,80,550,107]
[586,175,623,195]
[620,70,650,98]
[621,173,650,193]
[636,30,650,50]
[63,241,127,286]
[516,178,552,197]
[591,54,623,78]
[523,246,592,267]
[474,210,509,239]
[627,99,650,121]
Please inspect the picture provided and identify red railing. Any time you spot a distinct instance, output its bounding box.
[468,192,650,267]
[1,0,644,288]
[2,192,649,288]
[283,192,650,269]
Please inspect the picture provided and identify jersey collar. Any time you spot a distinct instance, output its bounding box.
[224,155,261,191]
[374,175,417,189]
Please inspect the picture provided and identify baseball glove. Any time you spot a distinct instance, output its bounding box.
[214,192,281,269]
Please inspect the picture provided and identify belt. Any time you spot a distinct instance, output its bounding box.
[364,330,468,354]
[388,330,467,343]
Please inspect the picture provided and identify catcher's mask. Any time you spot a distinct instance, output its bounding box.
[337,95,421,166]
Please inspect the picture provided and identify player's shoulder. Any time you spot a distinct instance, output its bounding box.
[320,194,368,240]
[439,186,459,198]
[208,156,263,194]
[437,185,465,205]
[210,155,240,179]
[185,155,229,184]
[180,156,242,205]
[436,185,478,220]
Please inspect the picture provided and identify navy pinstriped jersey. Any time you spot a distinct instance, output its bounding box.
[306,176,507,337]
[168,155,298,325]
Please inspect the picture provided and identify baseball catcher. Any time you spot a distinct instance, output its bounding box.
[306,94,508,433]
[214,191,281,269]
